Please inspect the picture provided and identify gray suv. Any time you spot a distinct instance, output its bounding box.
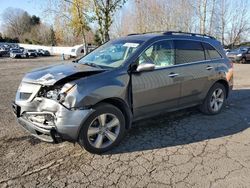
[12,31,233,154]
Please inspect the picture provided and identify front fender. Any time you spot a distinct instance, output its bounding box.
[63,70,130,109]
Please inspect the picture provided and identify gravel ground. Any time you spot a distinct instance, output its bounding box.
[0,57,250,188]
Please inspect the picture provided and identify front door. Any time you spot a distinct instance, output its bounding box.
[131,40,181,118]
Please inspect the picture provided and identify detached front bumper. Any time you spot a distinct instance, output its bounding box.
[17,116,56,142]
[12,97,93,143]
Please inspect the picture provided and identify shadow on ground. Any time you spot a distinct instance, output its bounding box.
[107,89,250,154]
[3,135,41,145]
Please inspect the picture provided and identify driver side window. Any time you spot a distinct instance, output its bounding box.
[138,40,175,68]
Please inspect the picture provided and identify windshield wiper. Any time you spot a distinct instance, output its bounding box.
[84,62,102,69]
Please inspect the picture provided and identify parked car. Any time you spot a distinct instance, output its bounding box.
[36,49,43,56]
[10,49,26,58]
[24,49,37,57]
[19,47,25,52]
[36,49,50,56]
[226,47,250,64]
[43,50,50,56]
[10,48,19,52]
[0,47,8,57]
[12,31,233,154]
[36,49,42,56]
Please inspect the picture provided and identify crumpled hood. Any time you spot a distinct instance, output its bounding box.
[22,63,104,86]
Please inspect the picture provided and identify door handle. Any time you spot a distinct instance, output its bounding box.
[206,66,213,70]
[168,73,179,78]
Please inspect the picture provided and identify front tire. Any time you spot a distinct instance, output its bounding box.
[200,83,226,115]
[78,103,126,154]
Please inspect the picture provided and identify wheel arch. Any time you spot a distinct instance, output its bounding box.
[94,98,133,130]
[213,79,229,98]
[76,97,132,142]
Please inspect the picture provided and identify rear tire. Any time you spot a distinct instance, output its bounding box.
[240,57,246,64]
[200,83,226,115]
[78,103,126,154]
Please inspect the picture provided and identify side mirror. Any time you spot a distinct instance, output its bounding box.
[136,63,155,72]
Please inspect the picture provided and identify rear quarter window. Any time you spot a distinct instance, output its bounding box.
[175,40,205,64]
[202,42,222,60]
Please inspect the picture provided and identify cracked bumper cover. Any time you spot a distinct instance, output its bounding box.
[13,97,93,142]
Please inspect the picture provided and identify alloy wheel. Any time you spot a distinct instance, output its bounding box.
[87,113,120,149]
[210,88,224,112]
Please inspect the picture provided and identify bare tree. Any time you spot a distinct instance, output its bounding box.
[110,0,195,37]
[2,8,27,38]
[208,0,216,35]
[2,8,49,44]
[45,0,90,53]
[110,8,133,37]
[196,0,209,34]
[42,0,250,47]
[219,0,227,45]
[92,0,127,43]
[230,0,249,45]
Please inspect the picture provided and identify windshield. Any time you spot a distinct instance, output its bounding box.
[78,40,142,68]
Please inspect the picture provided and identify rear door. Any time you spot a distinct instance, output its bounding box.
[174,40,218,106]
[132,40,181,118]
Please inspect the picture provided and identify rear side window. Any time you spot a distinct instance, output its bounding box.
[202,43,222,60]
[175,40,205,64]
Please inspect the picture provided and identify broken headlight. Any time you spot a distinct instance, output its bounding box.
[46,89,60,100]
[57,83,76,102]
[42,83,76,101]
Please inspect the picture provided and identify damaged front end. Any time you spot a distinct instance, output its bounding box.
[12,79,93,143]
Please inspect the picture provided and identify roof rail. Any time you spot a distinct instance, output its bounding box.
[127,30,216,39]
[127,33,139,36]
[164,31,216,39]
[127,31,165,36]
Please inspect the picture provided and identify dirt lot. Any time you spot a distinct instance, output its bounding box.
[0,57,250,188]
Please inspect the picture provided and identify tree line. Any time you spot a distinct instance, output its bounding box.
[44,0,126,53]
[1,0,249,48]
[111,0,250,47]
[1,8,56,45]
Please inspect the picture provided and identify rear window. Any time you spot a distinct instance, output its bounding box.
[202,43,222,60]
[175,40,205,64]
